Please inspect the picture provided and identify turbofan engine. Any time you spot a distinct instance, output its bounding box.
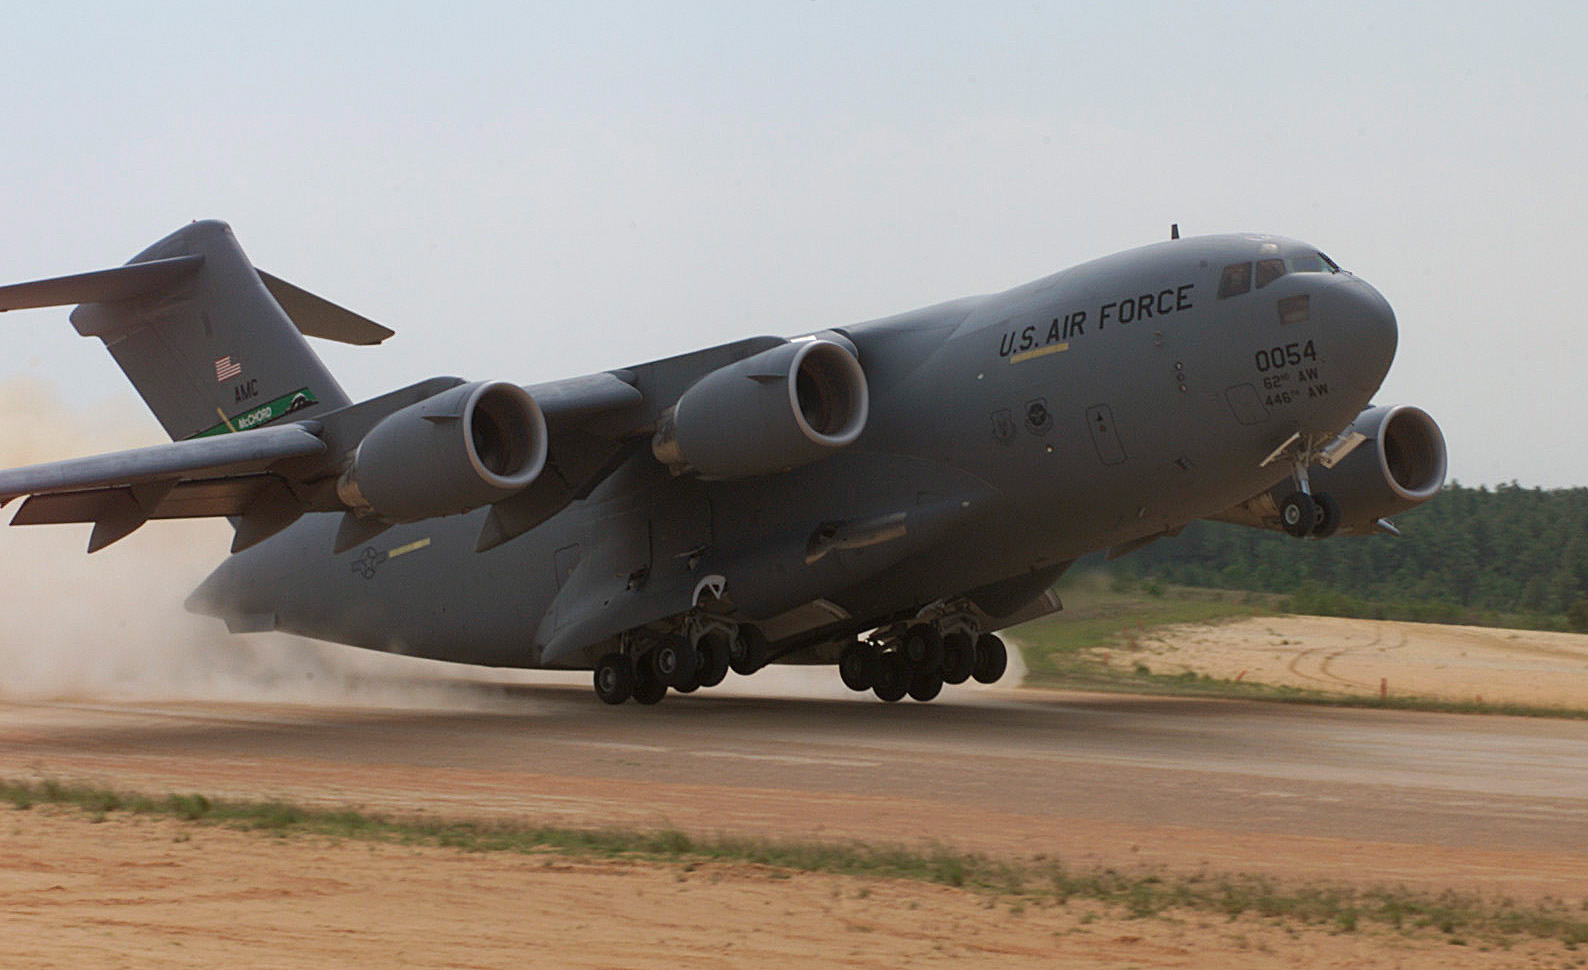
[652,337,869,479]
[337,381,547,521]
[1308,404,1447,534]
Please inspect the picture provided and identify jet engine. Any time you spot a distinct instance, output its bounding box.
[336,381,547,521]
[652,338,869,479]
[1310,404,1447,534]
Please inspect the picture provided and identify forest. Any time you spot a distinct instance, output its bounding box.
[1107,483,1588,632]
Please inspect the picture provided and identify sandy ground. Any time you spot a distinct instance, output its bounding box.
[1109,614,1588,707]
[5,808,1585,970]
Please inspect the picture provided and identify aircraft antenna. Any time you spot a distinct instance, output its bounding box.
[1170,223,1180,240]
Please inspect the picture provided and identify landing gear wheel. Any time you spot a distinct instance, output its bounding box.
[972,633,1008,685]
[940,632,975,685]
[728,627,763,676]
[695,632,731,688]
[838,640,874,692]
[902,624,944,673]
[650,634,697,688]
[593,653,635,705]
[1311,492,1342,539]
[1280,491,1317,538]
[907,668,944,702]
[871,652,908,703]
[631,667,667,705]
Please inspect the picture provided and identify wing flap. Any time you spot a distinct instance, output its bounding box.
[12,476,286,552]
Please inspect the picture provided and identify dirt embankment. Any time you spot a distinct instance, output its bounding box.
[1105,614,1588,708]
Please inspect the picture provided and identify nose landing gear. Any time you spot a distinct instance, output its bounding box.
[1280,490,1341,539]
[1264,430,1357,541]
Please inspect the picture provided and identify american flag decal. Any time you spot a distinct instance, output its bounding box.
[214,355,242,382]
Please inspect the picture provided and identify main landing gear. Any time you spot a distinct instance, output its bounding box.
[592,618,1008,707]
[593,624,737,706]
[837,623,1008,704]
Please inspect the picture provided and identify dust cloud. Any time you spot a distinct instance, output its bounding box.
[0,378,564,710]
[0,378,1024,709]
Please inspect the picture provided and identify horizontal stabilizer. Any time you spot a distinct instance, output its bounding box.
[258,271,394,346]
[0,252,393,347]
[0,255,202,312]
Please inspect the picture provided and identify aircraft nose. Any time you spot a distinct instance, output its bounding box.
[1319,277,1398,394]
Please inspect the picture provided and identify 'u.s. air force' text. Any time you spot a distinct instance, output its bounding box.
[998,283,1195,360]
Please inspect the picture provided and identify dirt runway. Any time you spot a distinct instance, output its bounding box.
[4,678,1587,894]
[5,671,1588,966]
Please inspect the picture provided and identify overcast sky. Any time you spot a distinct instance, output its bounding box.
[3,2,1584,486]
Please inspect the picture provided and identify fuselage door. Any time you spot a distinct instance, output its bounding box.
[1086,404,1127,465]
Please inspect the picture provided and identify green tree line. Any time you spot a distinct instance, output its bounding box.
[1110,483,1588,631]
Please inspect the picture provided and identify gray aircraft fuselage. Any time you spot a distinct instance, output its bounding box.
[190,233,1397,671]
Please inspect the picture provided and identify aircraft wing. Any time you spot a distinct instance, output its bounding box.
[0,221,793,558]
[0,425,327,552]
[0,370,651,556]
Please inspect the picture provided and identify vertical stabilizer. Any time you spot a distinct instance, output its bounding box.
[67,221,353,442]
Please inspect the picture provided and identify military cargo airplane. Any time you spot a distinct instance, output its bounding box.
[0,222,1445,705]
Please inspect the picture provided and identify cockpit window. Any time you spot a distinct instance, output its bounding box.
[1289,253,1339,274]
[1255,258,1286,289]
[1218,262,1252,298]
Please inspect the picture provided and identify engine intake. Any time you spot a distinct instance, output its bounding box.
[337,381,547,521]
[1311,404,1446,533]
[652,338,869,479]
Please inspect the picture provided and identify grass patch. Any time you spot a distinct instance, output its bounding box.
[1009,576,1588,719]
[4,776,1586,948]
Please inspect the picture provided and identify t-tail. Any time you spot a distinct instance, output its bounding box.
[0,219,391,442]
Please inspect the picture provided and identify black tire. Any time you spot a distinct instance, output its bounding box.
[907,667,944,702]
[1312,492,1342,539]
[632,668,667,705]
[902,624,944,673]
[650,634,697,688]
[1281,491,1316,538]
[872,652,908,703]
[695,632,731,688]
[972,633,1008,685]
[941,632,975,685]
[593,653,635,705]
[728,626,762,676]
[838,640,873,692]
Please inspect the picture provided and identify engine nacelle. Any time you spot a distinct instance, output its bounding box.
[1310,404,1447,534]
[337,381,547,522]
[652,338,869,479]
